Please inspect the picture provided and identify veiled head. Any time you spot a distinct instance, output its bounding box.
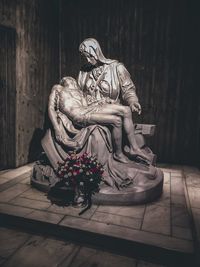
[79,38,113,65]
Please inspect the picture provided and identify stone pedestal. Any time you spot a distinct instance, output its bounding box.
[92,168,163,205]
[31,124,164,206]
[31,160,164,206]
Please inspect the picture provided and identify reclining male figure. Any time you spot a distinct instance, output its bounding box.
[52,76,149,164]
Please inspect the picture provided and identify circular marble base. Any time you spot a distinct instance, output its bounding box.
[31,164,164,206]
[92,168,164,205]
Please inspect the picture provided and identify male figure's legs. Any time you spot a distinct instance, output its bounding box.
[87,104,148,161]
[87,113,127,163]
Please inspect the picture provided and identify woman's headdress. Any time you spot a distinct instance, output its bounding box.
[79,38,115,64]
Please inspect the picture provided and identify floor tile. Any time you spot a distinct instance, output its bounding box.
[171,194,186,206]
[187,187,200,208]
[64,246,137,267]
[0,177,10,185]
[152,183,170,206]
[0,169,10,176]
[171,205,190,228]
[20,177,31,185]
[186,173,200,188]
[158,164,182,172]
[0,203,33,217]
[0,227,31,259]
[48,203,97,219]
[26,210,64,224]
[20,188,49,202]
[172,225,192,240]
[91,211,141,229]
[2,235,77,267]
[171,177,184,196]
[170,173,183,178]
[0,165,32,179]
[0,173,31,193]
[60,214,193,254]
[170,170,182,174]
[9,197,51,210]
[142,205,171,235]
[97,205,145,219]
[0,184,30,202]
[0,164,197,263]
[163,172,170,184]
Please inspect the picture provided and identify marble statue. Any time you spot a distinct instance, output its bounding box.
[31,38,163,205]
[50,76,148,163]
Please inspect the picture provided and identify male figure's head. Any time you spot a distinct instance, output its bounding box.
[60,76,78,90]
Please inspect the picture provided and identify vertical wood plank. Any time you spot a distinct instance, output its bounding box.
[0,0,59,167]
[0,26,16,168]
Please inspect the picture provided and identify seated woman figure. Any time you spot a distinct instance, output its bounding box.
[56,76,149,164]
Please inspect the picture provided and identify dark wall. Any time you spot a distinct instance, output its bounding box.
[0,26,16,169]
[0,0,199,167]
[0,0,59,166]
[60,0,200,166]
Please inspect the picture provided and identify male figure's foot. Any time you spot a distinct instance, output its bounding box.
[124,146,150,165]
[113,152,129,163]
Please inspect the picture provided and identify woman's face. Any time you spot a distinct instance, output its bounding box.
[83,52,97,66]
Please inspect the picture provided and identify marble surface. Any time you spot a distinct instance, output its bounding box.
[0,227,165,267]
[0,164,200,266]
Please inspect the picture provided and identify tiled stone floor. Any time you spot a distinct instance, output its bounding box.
[0,226,165,267]
[0,164,200,266]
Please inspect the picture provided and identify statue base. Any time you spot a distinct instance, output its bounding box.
[31,161,164,206]
[31,123,164,206]
[92,168,163,205]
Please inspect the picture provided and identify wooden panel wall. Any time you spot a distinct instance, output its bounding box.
[60,0,200,166]
[0,0,59,167]
[0,0,198,167]
[0,26,16,169]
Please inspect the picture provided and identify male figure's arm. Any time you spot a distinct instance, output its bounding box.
[48,85,62,134]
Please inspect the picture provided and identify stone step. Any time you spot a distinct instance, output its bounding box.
[0,164,198,266]
[0,210,194,267]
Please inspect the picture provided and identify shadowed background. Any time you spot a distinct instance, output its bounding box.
[0,0,199,168]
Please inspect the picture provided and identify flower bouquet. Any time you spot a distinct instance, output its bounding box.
[47,151,103,212]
